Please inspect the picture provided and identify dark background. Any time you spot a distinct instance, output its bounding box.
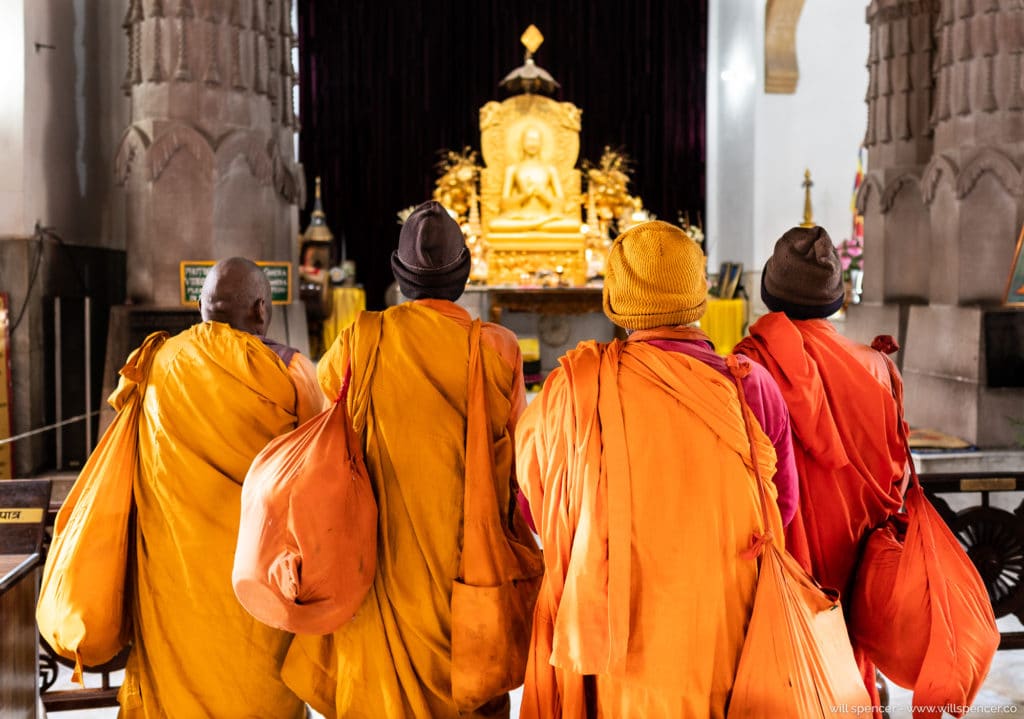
[297,0,707,308]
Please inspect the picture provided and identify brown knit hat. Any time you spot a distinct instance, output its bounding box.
[761,226,845,319]
[391,200,470,301]
[603,220,707,330]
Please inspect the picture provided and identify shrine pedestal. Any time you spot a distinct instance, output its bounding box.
[458,287,616,374]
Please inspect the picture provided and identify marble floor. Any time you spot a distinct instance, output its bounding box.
[38,619,1022,718]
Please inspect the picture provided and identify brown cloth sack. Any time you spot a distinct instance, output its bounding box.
[849,353,999,719]
[450,319,544,712]
[233,317,380,636]
[725,355,872,719]
[36,331,168,683]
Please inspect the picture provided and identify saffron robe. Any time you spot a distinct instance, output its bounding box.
[282,300,528,719]
[117,322,322,718]
[632,326,799,525]
[517,339,783,719]
[734,313,907,714]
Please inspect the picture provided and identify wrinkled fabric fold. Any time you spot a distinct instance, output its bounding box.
[118,322,308,719]
[283,303,524,718]
[518,339,782,718]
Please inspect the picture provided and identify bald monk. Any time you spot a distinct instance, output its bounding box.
[516,221,797,719]
[281,200,535,718]
[115,257,323,717]
[734,226,909,716]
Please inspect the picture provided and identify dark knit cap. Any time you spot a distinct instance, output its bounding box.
[390,201,470,301]
[761,226,845,319]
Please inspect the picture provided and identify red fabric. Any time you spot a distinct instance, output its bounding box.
[735,314,907,716]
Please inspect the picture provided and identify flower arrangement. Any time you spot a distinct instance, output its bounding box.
[836,233,863,280]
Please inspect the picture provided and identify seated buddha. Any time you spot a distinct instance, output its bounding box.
[489,126,581,233]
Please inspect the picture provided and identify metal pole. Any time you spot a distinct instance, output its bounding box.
[54,297,62,469]
[84,296,92,454]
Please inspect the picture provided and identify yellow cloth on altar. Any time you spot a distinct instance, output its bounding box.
[702,298,747,355]
[322,286,367,350]
[117,322,313,718]
[282,301,524,718]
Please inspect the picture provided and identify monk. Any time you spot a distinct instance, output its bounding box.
[734,226,909,716]
[116,257,323,717]
[281,200,535,718]
[516,220,797,719]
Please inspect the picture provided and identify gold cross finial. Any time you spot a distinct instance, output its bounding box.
[315,176,322,200]
[521,25,544,58]
[800,168,815,228]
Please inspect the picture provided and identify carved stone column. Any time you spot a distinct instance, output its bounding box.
[850,0,939,349]
[855,0,1024,447]
[114,0,303,305]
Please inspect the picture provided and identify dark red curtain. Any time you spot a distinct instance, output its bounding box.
[298,0,706,308]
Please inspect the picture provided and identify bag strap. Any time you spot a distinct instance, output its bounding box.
[342,311,384,414]
[870,337,921,493]
[725,354,776,557]
[459,320,497,581]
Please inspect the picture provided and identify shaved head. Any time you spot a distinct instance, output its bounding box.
[199,257,272,335]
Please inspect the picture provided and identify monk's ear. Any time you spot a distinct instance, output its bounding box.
[253,297,269,334]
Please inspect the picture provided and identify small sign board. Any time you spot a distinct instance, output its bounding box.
[180,261,293,306]
[0,292,12,478]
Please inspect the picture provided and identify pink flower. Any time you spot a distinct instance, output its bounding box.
[840,254,852,271]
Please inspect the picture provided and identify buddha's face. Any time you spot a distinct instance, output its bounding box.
[521,127,542,156]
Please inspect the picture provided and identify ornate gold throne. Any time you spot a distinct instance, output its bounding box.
[479,94,587,285]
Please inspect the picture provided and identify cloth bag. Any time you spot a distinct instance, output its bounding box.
[450,319,544,712]
[233,316,380,637]
[849,354,999,718]
[36,331,168,683]
[725,354,871,719]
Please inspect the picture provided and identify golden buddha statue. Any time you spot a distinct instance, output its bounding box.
[490,125,580,234]
[477,26,587,284]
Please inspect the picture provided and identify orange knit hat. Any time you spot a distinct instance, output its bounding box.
[603,220,707,330]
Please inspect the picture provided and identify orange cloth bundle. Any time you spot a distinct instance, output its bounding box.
[234,362,378,636]
[36,331,167,682]
[726,354,871,719]
[851,490,999,719]
[849,391,998,718]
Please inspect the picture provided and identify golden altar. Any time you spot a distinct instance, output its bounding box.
[430,26,652,289]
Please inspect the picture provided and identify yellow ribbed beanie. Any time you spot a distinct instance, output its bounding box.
[603,220,707,330]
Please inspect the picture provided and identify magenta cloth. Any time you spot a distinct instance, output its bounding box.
[645,337,799,526]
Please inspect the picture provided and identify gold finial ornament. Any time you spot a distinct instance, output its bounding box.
[303,176,334,244]
[521,24,544,58]
[800,168,815,228]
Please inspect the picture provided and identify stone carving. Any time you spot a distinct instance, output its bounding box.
[122,0,144,94]
[229,0,245,90]
[116,0,303,306]
[149,0,166,83]
[204,1,222,86]
[855,0,1024,447]
[920,152,959,202]
[955,147,1024,198]
[251,0,265,94]
[148,123,215,182]
[174,0,194,82]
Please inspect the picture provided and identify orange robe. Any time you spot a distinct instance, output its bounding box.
[734,313,907,712]
[517,339,783,719]
[117,322,322,718]
[282,300,528,719]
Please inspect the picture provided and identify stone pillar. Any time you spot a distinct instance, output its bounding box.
[854,0,1024,447]
[848,0,938,360]
[114,0,302,305]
